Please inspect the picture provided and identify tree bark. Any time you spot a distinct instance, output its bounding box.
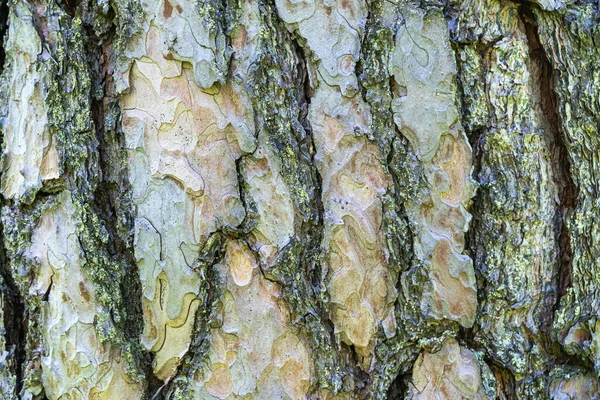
[0,0,598,398]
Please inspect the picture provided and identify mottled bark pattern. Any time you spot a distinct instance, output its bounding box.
[0,0,599,399]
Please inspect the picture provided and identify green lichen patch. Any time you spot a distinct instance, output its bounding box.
[26,0,149,381]
[2,196,57,398]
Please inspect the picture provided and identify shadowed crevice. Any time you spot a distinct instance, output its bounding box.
[519,2,578,328]
[85,18,147,362]
[162,231,225,399]
[244,0,347,393]
[386,371,410,399]
[0,218,25,397]
[0,0,9,70]
[0,5,23,394]
[490,361,518,400]
[356,2,423,395]
[0,3,32,397]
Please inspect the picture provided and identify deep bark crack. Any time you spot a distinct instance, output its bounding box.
[162,231,225,399]
[0,3,27,397]
[519,3,578,324]
[0,218,25,397]
[0,0,8,70]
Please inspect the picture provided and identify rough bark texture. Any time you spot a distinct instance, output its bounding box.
[0,0,599,399]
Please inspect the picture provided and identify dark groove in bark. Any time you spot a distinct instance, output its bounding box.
[452,73,483,382]
[2,196,58,400]
[291,36,341,391]
[62,0,81,17]
[163,232,225,399]
[0,0,8,70]
[245,0,346,392]
[357,3,425,395]
[87,21,147,363]
[386,371,410,399]
[0,218,25,397]
[0,4,23,396]
[11,3,152,390]
[449,9,516,398]
[453,44,485,357]
[489,361,518,400]
[83,23,156,395]
[519,3,578,324]
[451,38,491,271]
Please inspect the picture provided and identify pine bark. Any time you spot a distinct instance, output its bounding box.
[0,0,598,398]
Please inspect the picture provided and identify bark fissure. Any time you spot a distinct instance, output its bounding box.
[489,361,518,400]
[164,231,225,399]
[0,0,8,69]
[452,40,489,365]
[0,218,25,397]
[0,6,22,394]
[452,42,497,343]
[85,9,152,386]
[356,3,427,395]
[291,37,342,395]
[519,4,578,318]
[244,0,347,392]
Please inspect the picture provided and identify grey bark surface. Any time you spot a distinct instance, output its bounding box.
[0,0,598,399]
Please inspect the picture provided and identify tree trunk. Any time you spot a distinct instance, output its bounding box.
[0,0,598,398]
